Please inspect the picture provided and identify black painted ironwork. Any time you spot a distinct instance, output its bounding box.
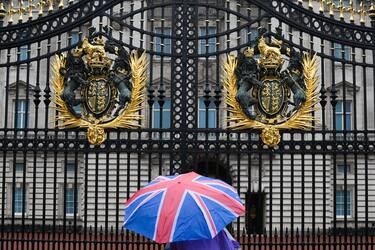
[1,0,375,249]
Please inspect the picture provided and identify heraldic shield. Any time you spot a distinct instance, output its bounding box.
[223,28,320,147]
[52,27,147,145]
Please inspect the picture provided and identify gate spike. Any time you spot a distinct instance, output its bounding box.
[358,1,365,24]
[28,0,34,19]
[48,0,53,12]
[349,0,354,22]
[319,0,324,13]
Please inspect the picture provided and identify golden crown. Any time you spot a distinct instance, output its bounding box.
[81,37,112,69]
[257,37,284,69]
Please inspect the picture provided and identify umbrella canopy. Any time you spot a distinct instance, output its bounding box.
[123,172,245,243]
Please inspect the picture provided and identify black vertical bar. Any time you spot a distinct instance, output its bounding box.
[268,151,272,249]
[280,153,283,250]
[83,150,88,250]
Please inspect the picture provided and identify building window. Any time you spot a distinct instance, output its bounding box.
[198,98,217,128]
[15,163,24,172]
[14,186,25,215]
[247,28,258,44]
[65,186,77,216]
[333,43,351,61]
[199,27,216,54]
[15,100,27,129]
[19,46,28,61]
[336,190,352,217]
[154,28,172,54]
[66,163,76,173]
[337,164,351,175]
[152,99,171,129]
[335,100,352,131]
[70,32,80,45]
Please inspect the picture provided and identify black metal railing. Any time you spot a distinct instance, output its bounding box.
[1,0,375,249]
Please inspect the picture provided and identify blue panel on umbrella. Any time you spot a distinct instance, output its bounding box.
[124,191,164,240]
[172,192,213,242]
[125,192,153,222]
[200,195,237,234]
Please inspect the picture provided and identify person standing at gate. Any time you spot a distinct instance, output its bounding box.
[165,228,240,250]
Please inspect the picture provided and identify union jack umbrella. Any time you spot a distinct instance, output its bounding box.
[123,172,245,243]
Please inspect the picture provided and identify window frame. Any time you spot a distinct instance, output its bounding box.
[19,45,29,61]
[70,31,80,46]
[335,189,353,218]
[334,100,352,131]
[15,162,24,173]
[198,26,217,55]
[197,98,217,129]
[152,99,171,129]
[154,27,172,55]
[333,43,351,61]
[337,163,351,175]
[14,99,28,129]
[14,185,26,216]
[246,27,259,44]
[65,185,78,217]
[65,162,76,174]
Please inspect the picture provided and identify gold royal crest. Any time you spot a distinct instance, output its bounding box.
[52,30,147,145]
[223,28,320,147]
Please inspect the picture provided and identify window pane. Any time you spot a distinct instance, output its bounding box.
[247,28,259,43]
[71,32,80,45]
[14,187,24,214]
[199,27,216,54]
[152,99,171,129]
[163,100,171,109]
[335,114,343,131]
[154,28,171,53]
[66,163,75,172]
[15,100,27,129]
[66,187,76,215]
[162,111,171,129]
[153,110,161,128]
[335,101,343,113]
[19,46,28,61]
[333,43,350,60]
[15,163,24,172]
[198,98,217,128]
[208,110,216,128]
[337,164,350,174]
[199,110,206,128]
[345,114,352,130]
[345,101,352,112]
[336,191,352,216]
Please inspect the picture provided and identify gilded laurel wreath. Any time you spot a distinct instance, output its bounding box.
[52,51,147,145]
[223,53,320,147]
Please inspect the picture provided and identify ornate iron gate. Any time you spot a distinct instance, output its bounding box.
[1,0,375,249]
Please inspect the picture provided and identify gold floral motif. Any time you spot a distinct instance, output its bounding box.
[260,127,281,148]
[87,126,106,145]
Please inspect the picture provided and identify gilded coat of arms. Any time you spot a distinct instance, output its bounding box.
[52,29,147,145]
[223,28,320,147]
